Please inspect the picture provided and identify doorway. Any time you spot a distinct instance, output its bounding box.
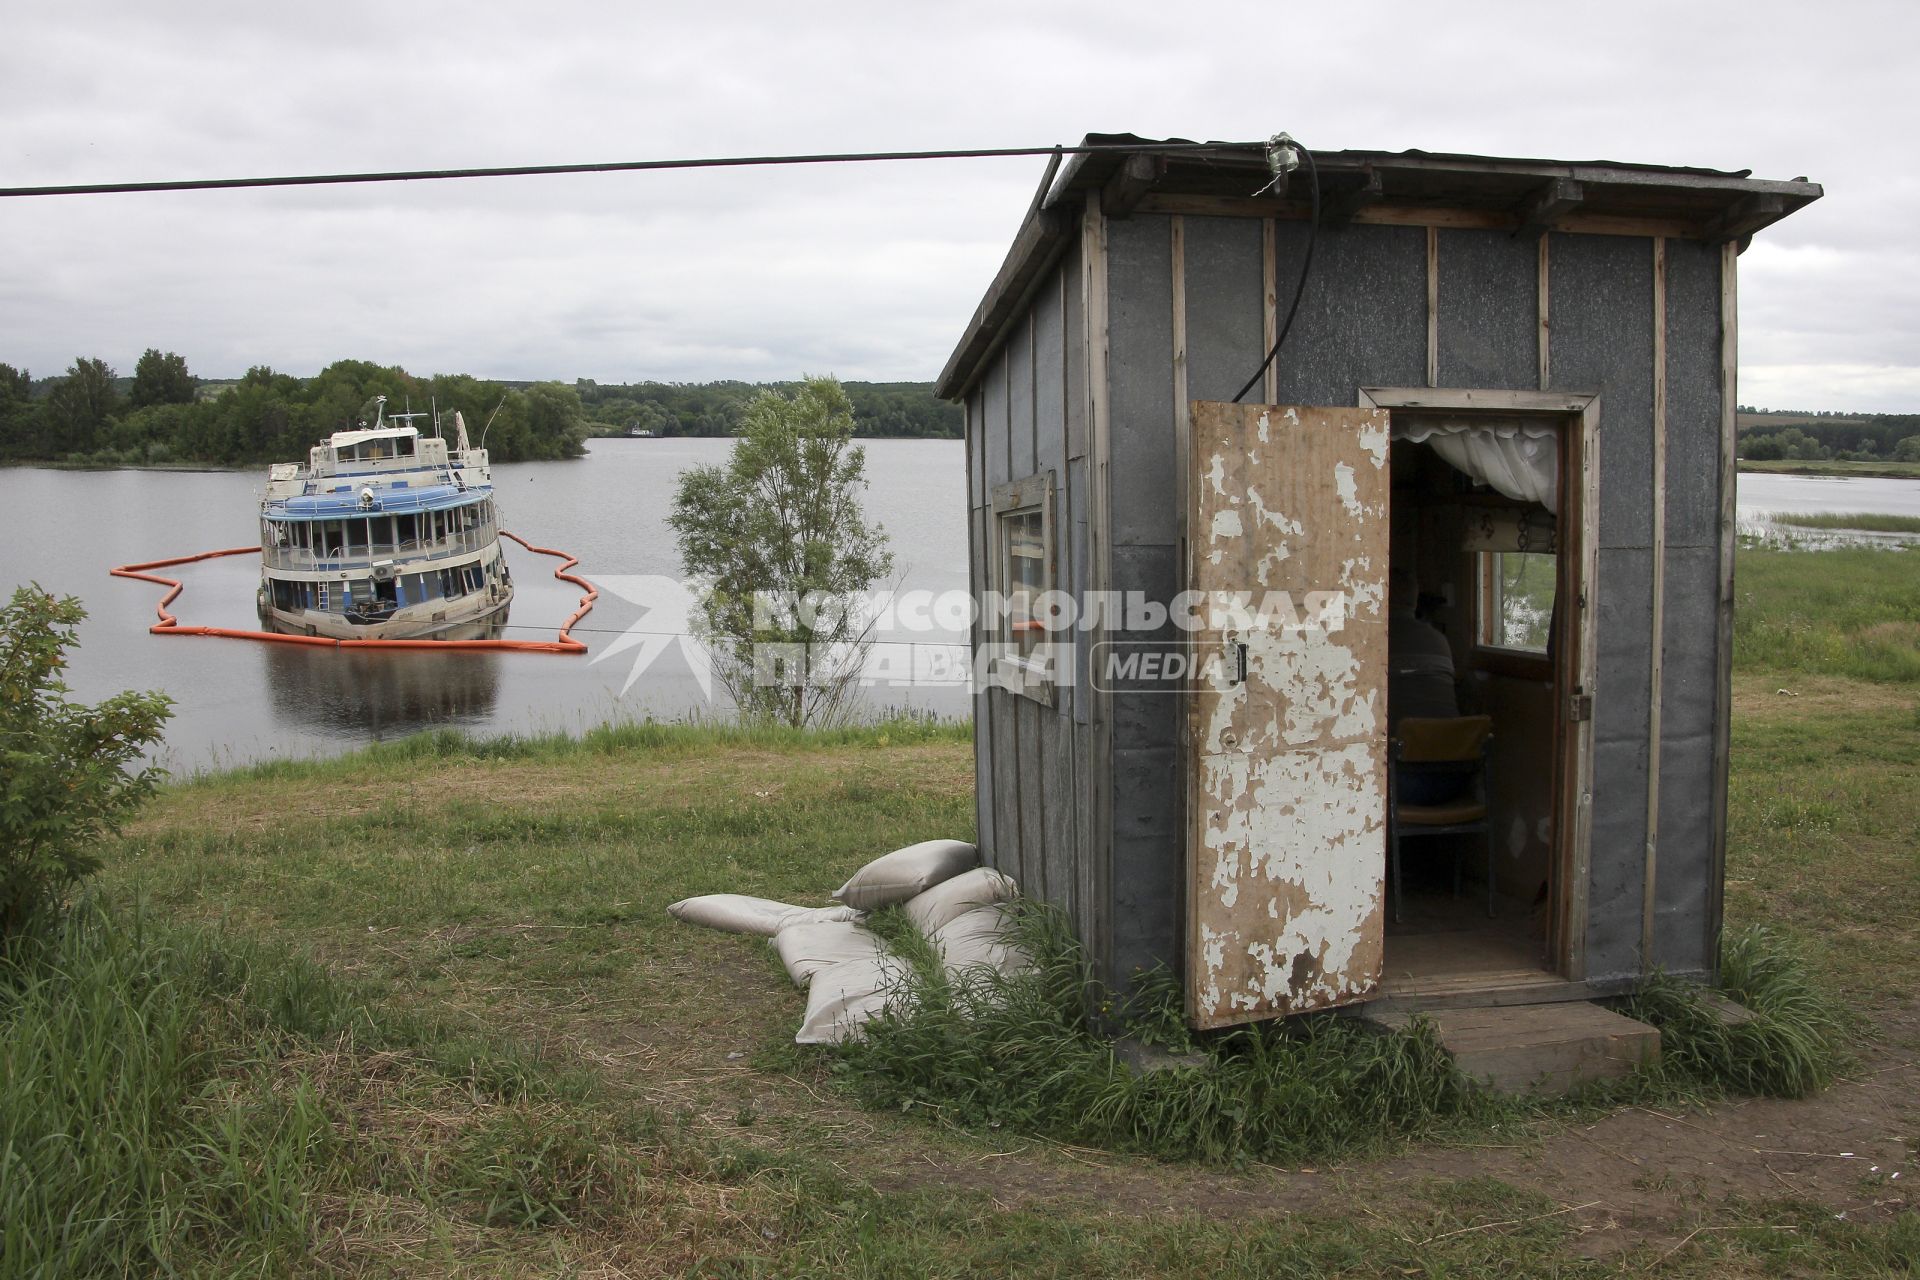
[1364,391,1597,998]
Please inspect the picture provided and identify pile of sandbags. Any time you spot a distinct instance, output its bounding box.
[666,839,1022,1044]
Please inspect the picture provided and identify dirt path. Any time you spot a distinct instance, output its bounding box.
[600,998,1917,1256]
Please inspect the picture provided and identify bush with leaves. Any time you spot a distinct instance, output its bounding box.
[1,587,171,937]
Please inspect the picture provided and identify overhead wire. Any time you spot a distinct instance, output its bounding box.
[0,140,1255,200]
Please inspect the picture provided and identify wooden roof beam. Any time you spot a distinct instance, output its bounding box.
[1513,178,1584,238]
[1703,193,1786,243]
[1101,153,1165,220]
[1318,169,1383,225]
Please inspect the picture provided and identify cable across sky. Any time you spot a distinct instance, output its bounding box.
[0,140,1256,200]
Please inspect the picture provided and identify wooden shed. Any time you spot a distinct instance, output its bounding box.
[934,135,1820,1028]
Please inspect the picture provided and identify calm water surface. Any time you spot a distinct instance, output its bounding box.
[1,447,1911,772]
[0,438,969,772]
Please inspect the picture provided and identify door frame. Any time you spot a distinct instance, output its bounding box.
[1358,386,1600,983]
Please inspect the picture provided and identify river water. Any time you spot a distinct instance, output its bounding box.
[1,443,1912,772]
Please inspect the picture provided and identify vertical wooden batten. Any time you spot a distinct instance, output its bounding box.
[1081,192,1114,978]
[1537,235,1552,391]
[1262,217,1279,403]
[1642,237,1668,971]
[1425,226,1439,387]
[1171,215,1190,559]
[1707,239,1739,976]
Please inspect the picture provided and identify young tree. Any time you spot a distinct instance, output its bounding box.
[669,376,894,727]
[1,588,171,937]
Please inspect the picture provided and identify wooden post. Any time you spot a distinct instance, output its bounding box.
[1643,238,1668,971]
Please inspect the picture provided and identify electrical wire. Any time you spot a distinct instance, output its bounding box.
[0,141,1252,200]
[1232,143,1320,404]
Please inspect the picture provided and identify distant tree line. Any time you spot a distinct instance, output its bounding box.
[0,352,590,467]
[1737,415,1920,463]
[565,378,961,440]
[0,357,963,468]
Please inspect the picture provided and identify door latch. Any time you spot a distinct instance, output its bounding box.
[1568,688,1593,722]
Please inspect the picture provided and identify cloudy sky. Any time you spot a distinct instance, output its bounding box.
[4,0,1915,411]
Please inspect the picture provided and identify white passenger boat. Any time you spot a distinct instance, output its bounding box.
[257,397,513,640]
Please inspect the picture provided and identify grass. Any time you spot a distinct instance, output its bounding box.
[0,896,729,1277]
[1733,544,1920,685]
[8,545,1914,1273]
[1768,511,1920,534]
[839,902,1503,1166]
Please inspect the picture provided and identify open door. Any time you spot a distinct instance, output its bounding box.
[1185,402,1392,1028]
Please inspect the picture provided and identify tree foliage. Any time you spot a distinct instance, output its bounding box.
[0,588,172,937]
[129,349,196,409]
[0,357,589,467]
[44,357,121,457]
[575,378,960,439]
[669,377,894,727]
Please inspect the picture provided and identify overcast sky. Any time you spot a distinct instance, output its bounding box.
[4,0,1915,411]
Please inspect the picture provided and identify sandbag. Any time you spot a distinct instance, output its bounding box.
[931,903,1028,976]
[795,954,911,1045]
[902,866,1018,935]
[772,919,886,985]
[667,894,861,937]
[831,838,978,911]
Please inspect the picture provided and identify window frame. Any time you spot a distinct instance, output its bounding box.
[1473,548,1558,677]
[990,470,1057,706]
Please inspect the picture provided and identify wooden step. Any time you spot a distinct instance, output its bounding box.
[1360,1000,1661,1096]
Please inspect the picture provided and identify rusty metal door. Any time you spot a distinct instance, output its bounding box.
[1185,402,1391,1028]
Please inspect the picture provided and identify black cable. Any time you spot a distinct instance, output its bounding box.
[1232,144,1320,404]
[0,141,1252,200]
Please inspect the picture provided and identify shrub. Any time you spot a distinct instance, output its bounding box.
[0,586,171,936]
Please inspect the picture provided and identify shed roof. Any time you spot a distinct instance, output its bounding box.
[935,134,1822,399]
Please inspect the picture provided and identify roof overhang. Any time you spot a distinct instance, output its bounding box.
[935,134,1822,400]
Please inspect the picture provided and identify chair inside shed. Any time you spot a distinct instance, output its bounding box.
[1381,427,1563,995]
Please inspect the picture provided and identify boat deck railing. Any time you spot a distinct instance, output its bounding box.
[261,529,491,573]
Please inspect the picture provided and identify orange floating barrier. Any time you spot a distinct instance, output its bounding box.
[108,529,597,654]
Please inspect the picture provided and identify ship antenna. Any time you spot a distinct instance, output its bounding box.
[479,395,507,451]
[431,395,441,438]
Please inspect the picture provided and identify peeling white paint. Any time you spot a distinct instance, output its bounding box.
[1334,462,1360,516]
[1189,403,1391,1027]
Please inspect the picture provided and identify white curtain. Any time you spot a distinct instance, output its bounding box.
[1394,419,1559,515]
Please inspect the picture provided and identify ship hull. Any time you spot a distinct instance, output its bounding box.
[257,585,513,641]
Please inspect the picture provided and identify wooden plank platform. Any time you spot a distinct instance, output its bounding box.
[1361,1000,1660,1096]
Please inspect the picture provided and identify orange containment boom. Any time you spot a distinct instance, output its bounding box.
[108,530,597,654]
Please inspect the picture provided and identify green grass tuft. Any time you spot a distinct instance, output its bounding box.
[833,901,1501,1165]
[0,896,683,1276]
[1621,926,1849,1099]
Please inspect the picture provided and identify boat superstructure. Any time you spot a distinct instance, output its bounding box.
[257,397,514,640]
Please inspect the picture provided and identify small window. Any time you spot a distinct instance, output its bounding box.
[991,472,1056,703]
[1478,551,1556,655]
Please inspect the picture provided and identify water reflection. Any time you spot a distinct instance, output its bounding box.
[262,644,501,740]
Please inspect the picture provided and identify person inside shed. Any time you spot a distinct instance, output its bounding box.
[1388,566,1458,722]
